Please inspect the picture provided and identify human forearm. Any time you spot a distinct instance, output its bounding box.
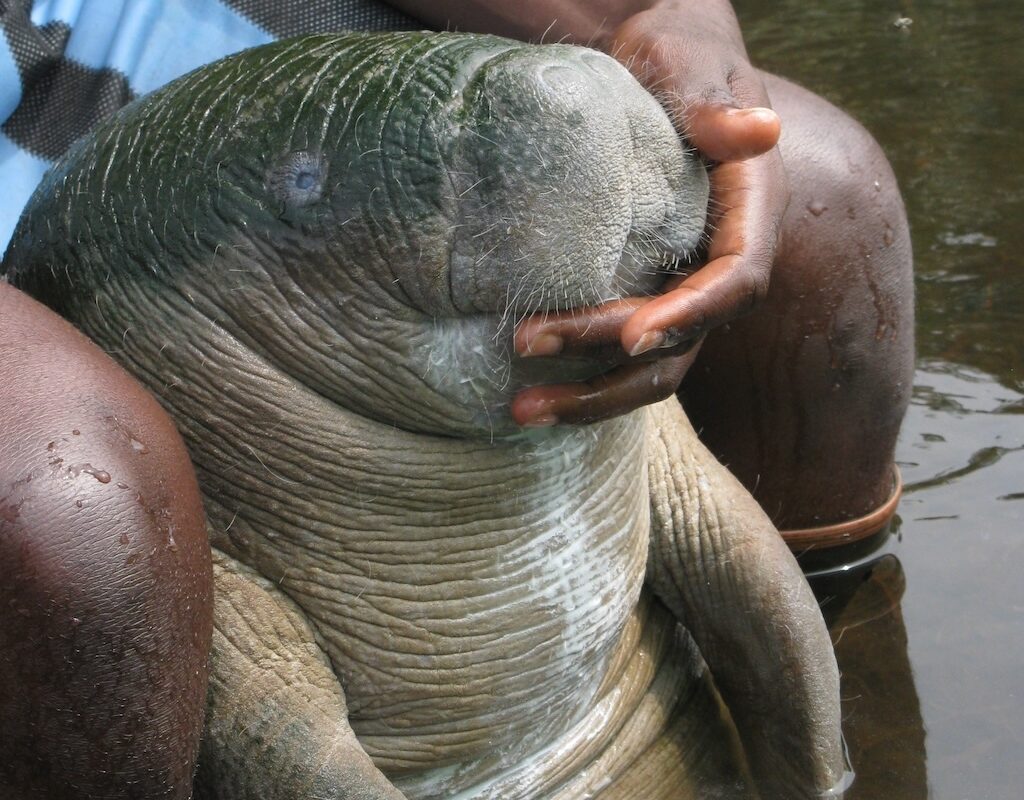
[385,0,648,44]
[387,0,746,52]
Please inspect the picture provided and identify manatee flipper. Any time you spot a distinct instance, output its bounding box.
[196,550,406,800]
[644,399,845,800]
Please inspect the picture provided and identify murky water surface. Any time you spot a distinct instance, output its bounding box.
[738,1,1023,796]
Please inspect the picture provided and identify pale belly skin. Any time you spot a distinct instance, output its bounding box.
[4,32,846,800]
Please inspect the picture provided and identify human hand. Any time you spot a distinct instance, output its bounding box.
[511,1,789,426]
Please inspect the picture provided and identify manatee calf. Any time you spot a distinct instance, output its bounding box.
[5,32,846,799]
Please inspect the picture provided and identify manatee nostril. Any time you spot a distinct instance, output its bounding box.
[267,150,325,207]
[537,63,586,91]
[579,51,620,78]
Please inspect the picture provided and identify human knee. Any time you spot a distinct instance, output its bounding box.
[0,285,212,797]
[682,76,915,524]
[765,72,912,286]
[758,73,914,373]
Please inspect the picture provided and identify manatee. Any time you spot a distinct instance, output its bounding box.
[4,32,846,799]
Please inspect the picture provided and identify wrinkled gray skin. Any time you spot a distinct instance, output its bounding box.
[5,33,845,799]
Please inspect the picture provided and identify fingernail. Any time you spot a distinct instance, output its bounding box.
[629,330,665,357]
[521,333,563,357]
[727,107,778,125]
[522,413,559,428]
[662,327,684,348]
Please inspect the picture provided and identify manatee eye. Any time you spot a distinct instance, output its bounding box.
[267,150,325,207]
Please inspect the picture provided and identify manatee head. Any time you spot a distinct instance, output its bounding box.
[5,33,708,438]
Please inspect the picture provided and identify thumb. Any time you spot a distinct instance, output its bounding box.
[686,102,781,162]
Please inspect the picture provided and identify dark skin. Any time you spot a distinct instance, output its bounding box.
[683,73,914,528]
[0,283,213,799]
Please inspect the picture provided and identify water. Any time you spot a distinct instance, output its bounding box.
[737,1,1024,796]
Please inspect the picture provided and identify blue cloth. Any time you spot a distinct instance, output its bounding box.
[0,0,415,252]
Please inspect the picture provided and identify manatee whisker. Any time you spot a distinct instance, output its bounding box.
[532,143,550,170]
[464,126,500,147]
[458,176,489,198]
[495,283,529,337]
[653,89,693,126]
[470,220,502,239]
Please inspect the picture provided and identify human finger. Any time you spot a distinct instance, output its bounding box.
[510,348,700,427]
[514,298,649,357]
[621,155,784,355]
[686,103,781,162]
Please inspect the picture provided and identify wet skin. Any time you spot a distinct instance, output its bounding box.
[1,33,850,799]
[0,283,213,799]
[681,73,913,529]
[0,4,915,797]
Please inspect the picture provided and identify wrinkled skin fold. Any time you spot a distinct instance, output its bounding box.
[4,32,844,799]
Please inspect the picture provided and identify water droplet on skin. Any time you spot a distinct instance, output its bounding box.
[72,430,80,436]
[82,466,111,484]
[807,201,827,217]
[75,500,84,509]
[70,617,81,626]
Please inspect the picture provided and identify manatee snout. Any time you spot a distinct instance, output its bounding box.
[443,45,709,318]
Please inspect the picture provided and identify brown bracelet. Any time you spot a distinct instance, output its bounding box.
[780,465,903,552]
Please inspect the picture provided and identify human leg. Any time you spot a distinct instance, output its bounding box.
[0,285,213,798]
[679,73,914,538]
